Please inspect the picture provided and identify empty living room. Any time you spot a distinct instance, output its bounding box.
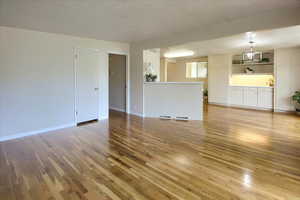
[1,0,300,199]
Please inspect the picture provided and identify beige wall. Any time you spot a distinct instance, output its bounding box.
[160,58,167,82]
[109,54,126,112]
[166,57,208,88]
[274,47,300,111]
[165,61,176,81]
[208,54,231,105]
[0,26,129,140]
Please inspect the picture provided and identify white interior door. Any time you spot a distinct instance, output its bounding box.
[76,48,101,123]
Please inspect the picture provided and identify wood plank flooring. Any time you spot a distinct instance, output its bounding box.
[1,105,300,200]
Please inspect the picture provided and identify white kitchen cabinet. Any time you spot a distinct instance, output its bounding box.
[258,88,273,109]
[230,87,244,105]
[229,86,273,110]
[244,87,258,107]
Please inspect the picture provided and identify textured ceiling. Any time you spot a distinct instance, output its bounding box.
[0,0,300,42]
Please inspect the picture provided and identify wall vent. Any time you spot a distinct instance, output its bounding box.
[175,116,190,121]
[159,115,172,120]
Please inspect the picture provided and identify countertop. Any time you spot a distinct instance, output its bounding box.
[144,82,203,85]
[230,85,274,88]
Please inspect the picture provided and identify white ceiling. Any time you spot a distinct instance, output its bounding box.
[0,0,300,43]
[161,25,300,58]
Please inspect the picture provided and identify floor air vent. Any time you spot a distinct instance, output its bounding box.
[159,115,172,120]
[175,116,190,121]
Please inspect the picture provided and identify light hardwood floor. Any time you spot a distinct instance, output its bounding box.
[1,105,300,200]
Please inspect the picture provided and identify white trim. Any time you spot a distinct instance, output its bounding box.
[98,116,108,120]
[144,82,204,85]
[99,53,109,120]
[274,49,278,111]
[74,47,78,124]
[228,104,273,111]
[208,102,229,107]
[129,112,144,117]
[0,123,75,142]
[274,108,295,113]
[209,102,273,111]
[109,106,126,112]
[230,85,274,88]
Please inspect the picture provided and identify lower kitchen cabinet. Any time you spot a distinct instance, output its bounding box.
[244,87,258,107]
[258,88,273,109]
[229,86,273,110]
[230,87,244,105]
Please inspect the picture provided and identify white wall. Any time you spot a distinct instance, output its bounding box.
[208,54,231,105]
[0,26,129,139]
[274,47,300,111]
[144,82,203,120]
[143,49,160,81]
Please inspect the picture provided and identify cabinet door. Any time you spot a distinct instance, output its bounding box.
[244,87,258,107]
[258,88,273,109]
[230,87,244,105]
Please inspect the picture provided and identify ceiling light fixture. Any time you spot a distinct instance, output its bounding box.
[242,32,262,63]
[164,50,194,58]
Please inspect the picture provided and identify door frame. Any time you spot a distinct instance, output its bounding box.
[74,48,130,124]
[108,52,130,113]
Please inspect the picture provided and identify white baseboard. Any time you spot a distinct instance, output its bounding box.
[208,102,229,107]
[229,104,273,111]
[0,123,76,142]
[274,109,295,113]
[109,106,126,113]
[129,112,144,117]
[209,102,273,111]
[98,116,108,120]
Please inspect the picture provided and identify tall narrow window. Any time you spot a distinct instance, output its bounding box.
[186,62,207,78]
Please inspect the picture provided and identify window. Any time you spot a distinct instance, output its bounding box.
[186,62,207,78]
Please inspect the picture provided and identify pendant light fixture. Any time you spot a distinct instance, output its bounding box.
[242,32,262,63]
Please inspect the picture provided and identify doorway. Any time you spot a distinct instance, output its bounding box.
[109,54,127,113]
